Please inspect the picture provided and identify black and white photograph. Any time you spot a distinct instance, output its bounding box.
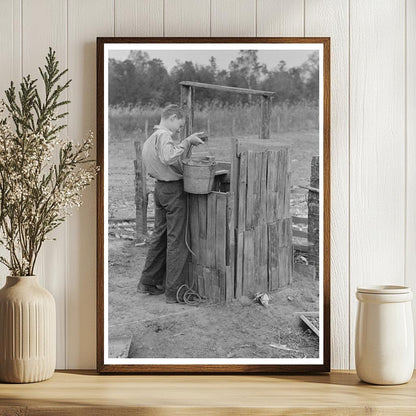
[97,38,330,373]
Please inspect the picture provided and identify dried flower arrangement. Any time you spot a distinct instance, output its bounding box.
[0,48,97,276]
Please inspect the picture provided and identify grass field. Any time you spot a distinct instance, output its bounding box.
[109,102,319,141]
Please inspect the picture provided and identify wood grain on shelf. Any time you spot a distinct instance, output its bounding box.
[0,371,415,415]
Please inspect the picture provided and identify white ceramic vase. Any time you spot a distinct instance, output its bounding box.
[0,276,56,383]
[355,285,414,385]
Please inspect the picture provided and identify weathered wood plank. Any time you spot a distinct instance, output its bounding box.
[292,216,308,225]
[198,195,207,265]
[218,269,226,304]
[278,247,291,288]
[260,151,268,224]
[235,232,244,298]
[276,148,287,219]
[189,194,200,263]
[207,193,217,268]
[243,230,254,295]
[286,217,293,249]
[226,191,232,267]
[260,223,269,292]
[230,138,240,226]
[203,267,211,302]
[134,141,148,237]
[212,269,220,304]
[238,152,247,231]
[187,261,194,290]
[253,152,262,228]
[237,141,286,156]
[214,269,222,304]
[229,140,239,299]
[292,229,308,239]
[225,265,233,302]
[289,245,294,285]
[215,193,227,271]
[197,265,204,298]
[285,147,292,218]
[254,226,261,291]
[268,222,279,291]
[179,81,275,96]
[266,151,277,223]
[260,96,271,140]
[245,151,256,230]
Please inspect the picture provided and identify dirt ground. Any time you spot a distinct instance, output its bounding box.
[108,237,319,359]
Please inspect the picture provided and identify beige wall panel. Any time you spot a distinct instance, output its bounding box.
[350,0,406,369]
[0,0,21,99]
[67,0,114,369]
[406,0,416,365]
[305,0,350,370]
[257,0,304,36]
[22,0,68,369]
[0,0,22,287]
[164,0,210,36]
[211,0,256,37]
[115,0,163,36]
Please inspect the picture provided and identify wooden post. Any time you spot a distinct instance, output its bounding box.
[134,140,148,240]
[308,156,320,280]
[260,95,271,140]
[180,84,194,139]
[230,138,239,299]
[180,84,188,140]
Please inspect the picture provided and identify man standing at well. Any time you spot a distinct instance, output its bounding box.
[137,104,204,303]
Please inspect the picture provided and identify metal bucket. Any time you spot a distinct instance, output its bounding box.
[183,157,216,194]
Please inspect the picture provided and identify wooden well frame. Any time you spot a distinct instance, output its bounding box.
[180,81,292,303]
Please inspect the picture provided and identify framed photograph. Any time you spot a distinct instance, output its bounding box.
[97,37,330,373]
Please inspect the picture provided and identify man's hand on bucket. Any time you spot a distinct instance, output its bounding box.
[187,132,205,146]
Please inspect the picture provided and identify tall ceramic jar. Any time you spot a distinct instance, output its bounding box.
[0,276,56,383]
[355,285,414,385]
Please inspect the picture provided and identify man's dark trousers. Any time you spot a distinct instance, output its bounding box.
[140,180,189,300]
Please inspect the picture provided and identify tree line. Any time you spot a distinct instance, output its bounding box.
[108,50,319,107]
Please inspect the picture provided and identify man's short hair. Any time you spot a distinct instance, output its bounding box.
[161,104,185,120]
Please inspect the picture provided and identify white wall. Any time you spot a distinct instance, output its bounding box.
[0,0,414,370]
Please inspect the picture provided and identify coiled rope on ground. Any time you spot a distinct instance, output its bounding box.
[176,284,206,306]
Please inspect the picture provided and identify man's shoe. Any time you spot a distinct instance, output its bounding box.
[137,283,164,295]
[166,297,178,304]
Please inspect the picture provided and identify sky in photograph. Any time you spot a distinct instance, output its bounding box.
[108,49,314,72]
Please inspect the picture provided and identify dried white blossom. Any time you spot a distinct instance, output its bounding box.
[0,103,97,276]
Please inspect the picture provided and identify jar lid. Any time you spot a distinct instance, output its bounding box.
[357,285,411,294]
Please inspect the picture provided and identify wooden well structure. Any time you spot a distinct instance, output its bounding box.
[180,82,293,303]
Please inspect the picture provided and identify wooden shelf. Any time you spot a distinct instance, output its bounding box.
[0,370,415,415]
